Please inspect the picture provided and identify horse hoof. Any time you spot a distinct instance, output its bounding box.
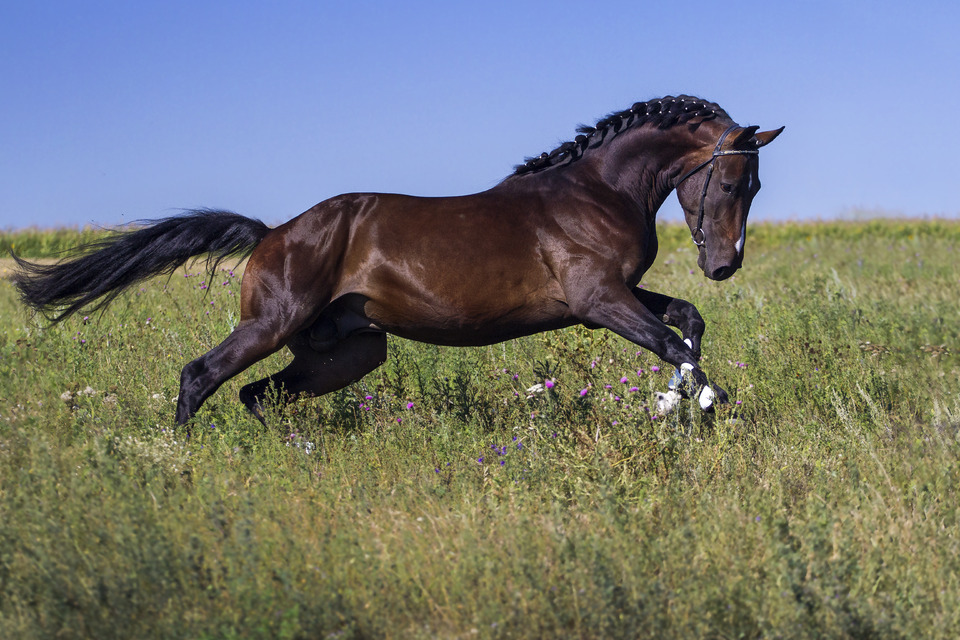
[668,368,684,393]
[668,365,721,412]
[669,363,698,398]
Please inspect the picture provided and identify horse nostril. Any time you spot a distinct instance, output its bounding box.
[710,265,735,281]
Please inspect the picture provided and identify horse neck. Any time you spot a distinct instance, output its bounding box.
[589,125,707,216]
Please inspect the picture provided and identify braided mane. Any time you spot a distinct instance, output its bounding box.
[512,95,728,176]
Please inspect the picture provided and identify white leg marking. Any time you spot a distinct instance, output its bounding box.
[698,385,716,410]
[684,338,693,349]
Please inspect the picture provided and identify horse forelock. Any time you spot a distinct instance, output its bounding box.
[511,95,729,177]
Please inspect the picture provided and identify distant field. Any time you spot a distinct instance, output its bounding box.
[1,219,959,638]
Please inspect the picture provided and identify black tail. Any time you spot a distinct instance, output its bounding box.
[13,209,271,323]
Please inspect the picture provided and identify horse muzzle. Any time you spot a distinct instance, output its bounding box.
[698,246,742,281]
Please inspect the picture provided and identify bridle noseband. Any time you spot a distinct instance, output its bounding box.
[676,124,759,247]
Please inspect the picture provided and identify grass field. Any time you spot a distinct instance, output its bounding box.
[1,219,959,639]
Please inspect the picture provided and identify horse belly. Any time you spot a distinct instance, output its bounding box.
[369,303,576,346]
[360,272,572,346]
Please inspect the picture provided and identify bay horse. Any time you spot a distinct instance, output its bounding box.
[13,95,782,426]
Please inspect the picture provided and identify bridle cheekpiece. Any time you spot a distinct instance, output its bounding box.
[676,124,759,247]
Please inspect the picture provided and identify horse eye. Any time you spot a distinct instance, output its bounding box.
[720,183,734,194]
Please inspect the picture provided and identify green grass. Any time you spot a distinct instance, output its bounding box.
[1,219,959,638]
[0,227,110,259]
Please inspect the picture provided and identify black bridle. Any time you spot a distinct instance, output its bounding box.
[676,124,759,247]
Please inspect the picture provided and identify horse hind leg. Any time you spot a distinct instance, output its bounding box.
[175,302,346,425]
[238,325,388,423]
[175,318,292,425]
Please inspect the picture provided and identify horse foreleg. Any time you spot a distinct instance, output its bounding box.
[572,282,727,410]
[238,330,387,424]
[631,288,705,360]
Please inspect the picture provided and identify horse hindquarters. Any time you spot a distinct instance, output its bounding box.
[175,199,363,424]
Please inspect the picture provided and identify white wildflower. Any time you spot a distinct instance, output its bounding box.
[525,383,544,399]
[655,390,682,414]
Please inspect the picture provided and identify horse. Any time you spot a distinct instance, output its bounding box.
[13,95,782,427]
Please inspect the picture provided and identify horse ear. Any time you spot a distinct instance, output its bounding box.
[733,126,760,146]
[754,126,785,148]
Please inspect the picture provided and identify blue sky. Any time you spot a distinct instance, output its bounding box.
[1,1,958,229]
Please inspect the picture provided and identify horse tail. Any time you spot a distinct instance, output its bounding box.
[12,209,271,323]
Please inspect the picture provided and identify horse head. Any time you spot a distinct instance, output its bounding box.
[676,123,783,281]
